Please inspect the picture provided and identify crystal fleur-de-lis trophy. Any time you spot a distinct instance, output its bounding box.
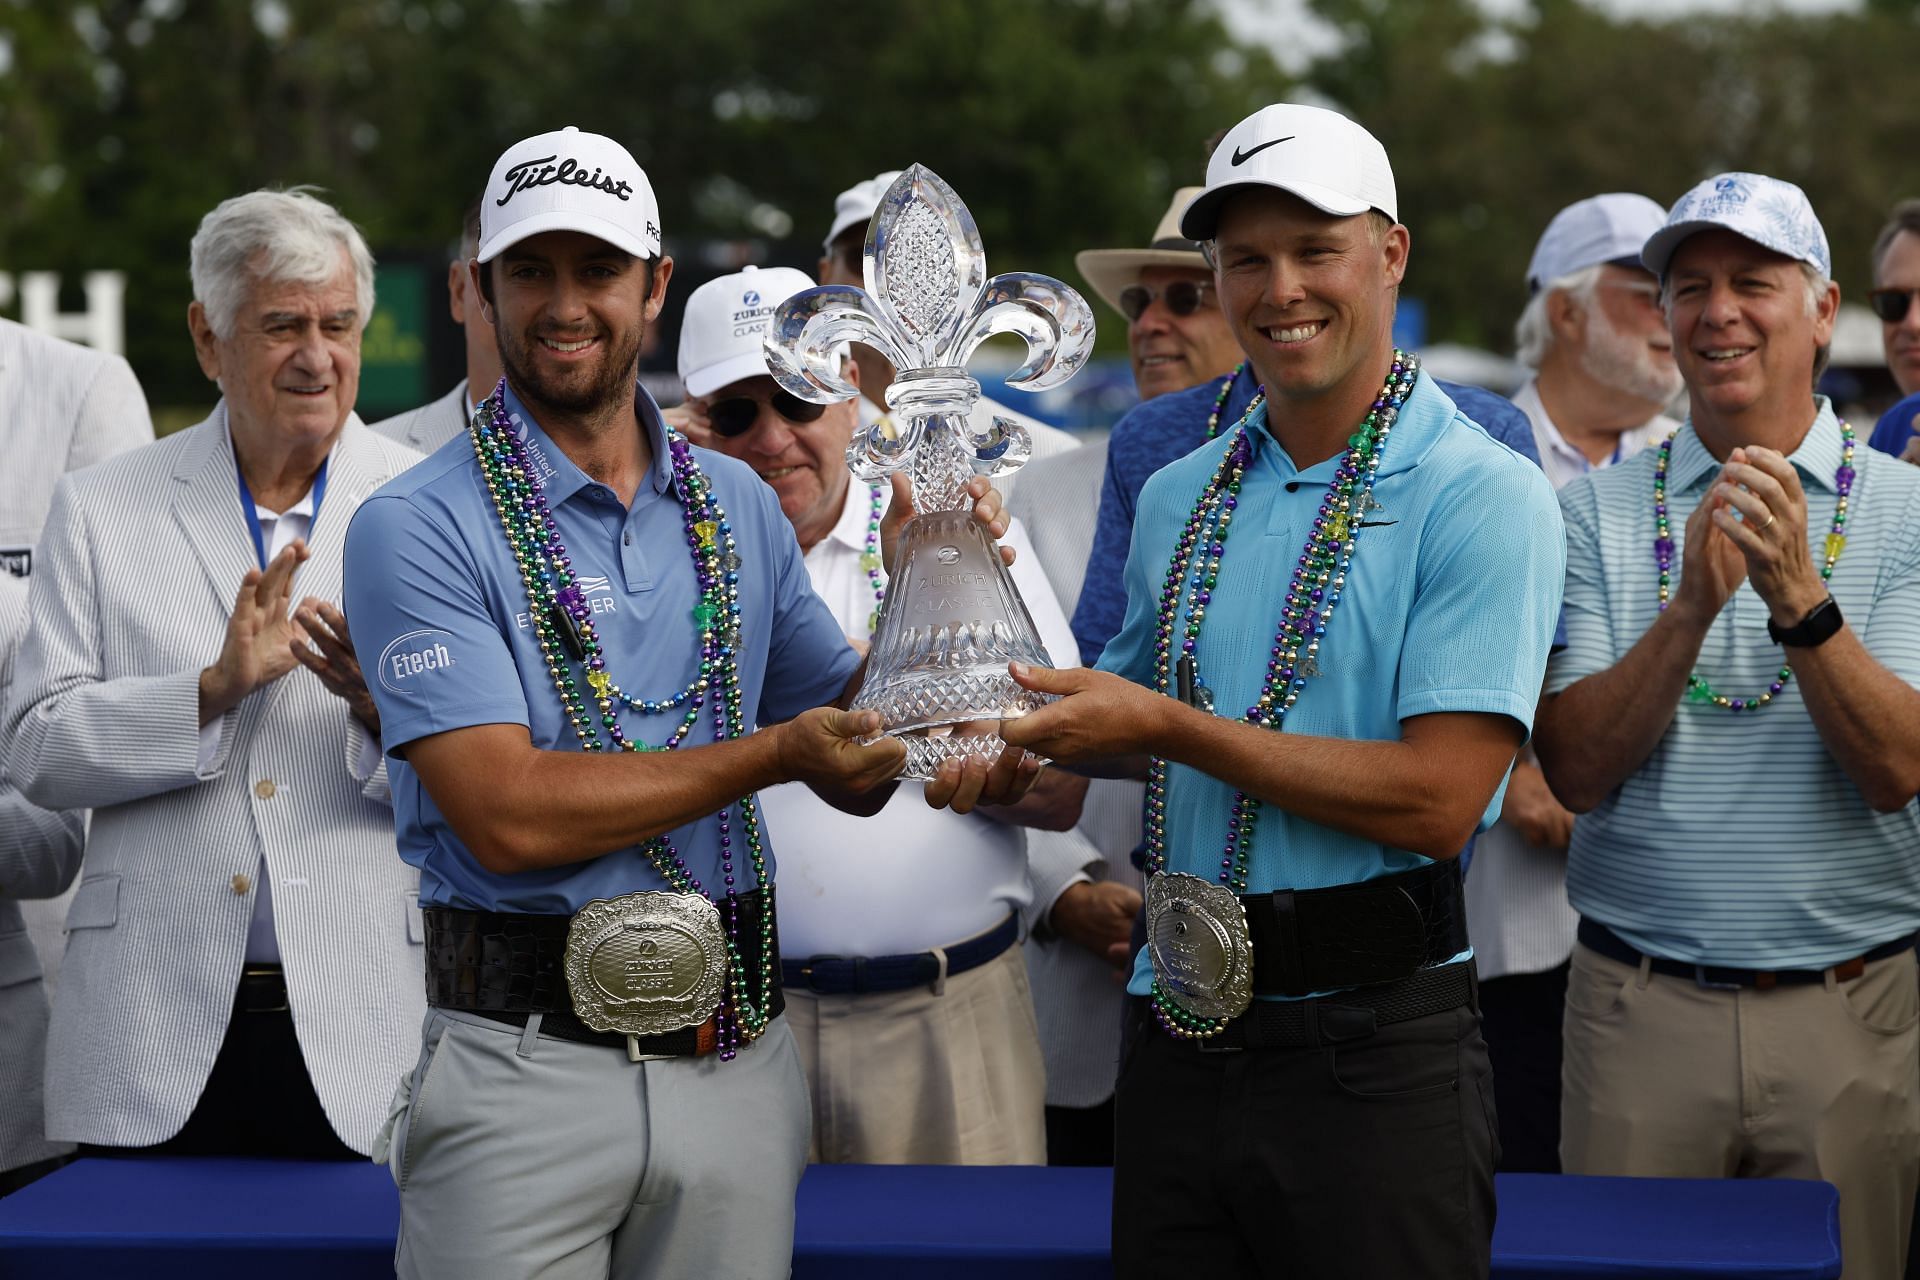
[764,165,1095,779]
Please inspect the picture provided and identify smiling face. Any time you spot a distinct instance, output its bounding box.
[696,373,858,552]
[478,229,669,421]
[1664,228,1836,432]
[189,250,362,452]
[1127,264,1243,401]
[1210,188,1406,410]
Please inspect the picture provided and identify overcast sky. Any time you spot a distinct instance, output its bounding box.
[1215,0,1866,72]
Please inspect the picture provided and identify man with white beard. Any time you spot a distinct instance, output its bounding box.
[1464,192,1682,1174]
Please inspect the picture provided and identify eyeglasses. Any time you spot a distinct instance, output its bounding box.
[1869,288,1920,324]
[706,389,829,438]
[1118,280,1214,322]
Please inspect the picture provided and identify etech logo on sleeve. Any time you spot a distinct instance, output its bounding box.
[378,629,458,695]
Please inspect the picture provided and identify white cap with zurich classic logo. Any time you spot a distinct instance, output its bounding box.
[1640,172,1830,280]
[478,125,661,264]
[676,265,818,399]
[1179,103,1398,242]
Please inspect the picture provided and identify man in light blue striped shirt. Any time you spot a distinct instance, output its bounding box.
[1537,173,1920,1280]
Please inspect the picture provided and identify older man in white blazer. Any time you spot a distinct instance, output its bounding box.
[2,188,426,1159]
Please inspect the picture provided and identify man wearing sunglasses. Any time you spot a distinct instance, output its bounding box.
[1867,201,1920,464]
[817,172,1080,504]
[1077,188,1244,403]
[674,265,1079,1166]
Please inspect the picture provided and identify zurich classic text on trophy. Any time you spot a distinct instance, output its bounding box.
[764,166,1095,780]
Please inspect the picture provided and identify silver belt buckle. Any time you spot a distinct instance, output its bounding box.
[565,891,728,1037]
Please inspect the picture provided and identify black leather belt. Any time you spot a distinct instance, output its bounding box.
[1579,918,1918,991]
[423,888,781,1055]
[1169,961,1477,1052]
[1242,860,1469,997]
[236,966,289,1015]
[782,913,1019,995]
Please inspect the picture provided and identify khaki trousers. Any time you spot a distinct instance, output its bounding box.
[1562,941,1920,1280]
[785,942,1047,1164]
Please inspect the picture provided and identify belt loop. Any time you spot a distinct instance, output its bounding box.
[1635,955,1653,990]
[929,947,949,997]
[517,1012,543,1058]
[1824,967,1840,994]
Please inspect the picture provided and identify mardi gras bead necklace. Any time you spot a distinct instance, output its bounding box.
[1144,352,1419,1040]
[1204,363,1253,441]
[1652,420,1854,712]
[857,481,887,635]
[469,384,775,1058]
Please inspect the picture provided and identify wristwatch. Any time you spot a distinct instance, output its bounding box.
[1767,595,1844,647]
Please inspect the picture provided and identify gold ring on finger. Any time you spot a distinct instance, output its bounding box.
[1759,513,1777,532]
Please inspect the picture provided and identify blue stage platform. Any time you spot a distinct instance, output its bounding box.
[0,1158,1842,1278]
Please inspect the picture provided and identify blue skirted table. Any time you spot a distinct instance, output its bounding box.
[0,1158,1841,1279]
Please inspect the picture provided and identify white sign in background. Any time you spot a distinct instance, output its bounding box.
[0,271,126,355]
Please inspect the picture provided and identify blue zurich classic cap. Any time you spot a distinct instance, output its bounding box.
[1640,172,1830,280]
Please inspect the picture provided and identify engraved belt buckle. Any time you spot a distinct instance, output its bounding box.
[565,891,728,1038]
[1145,871,1254,1023]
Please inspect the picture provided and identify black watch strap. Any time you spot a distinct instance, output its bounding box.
[1767,596,1844,647]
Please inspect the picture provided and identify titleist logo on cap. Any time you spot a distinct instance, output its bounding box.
[498,154,634,206]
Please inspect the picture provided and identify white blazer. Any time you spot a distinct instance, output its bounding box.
[368,379,470,455]
[1,409,427,1155]
[0,571,84,1173]
[0,317,153,575]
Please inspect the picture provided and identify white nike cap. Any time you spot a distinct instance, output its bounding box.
[676,265,819,399]
[1180,103,1397,241]
[478,126,661,264]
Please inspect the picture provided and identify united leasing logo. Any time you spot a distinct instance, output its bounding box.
[378,628,457,694]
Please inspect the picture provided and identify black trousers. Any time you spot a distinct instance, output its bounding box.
[1112,993,1498,1279]
[1046,1098,1116,1167]
[84,970,358,1161]
[1477,961,1568,1174]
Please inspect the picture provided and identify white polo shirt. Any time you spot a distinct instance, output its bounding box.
[760,478,1079,959]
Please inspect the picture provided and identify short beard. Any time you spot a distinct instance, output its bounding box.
[496,320,646,421]
[1580,307,1684,407]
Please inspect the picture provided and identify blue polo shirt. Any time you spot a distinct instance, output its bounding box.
[1869,389,1920,460]
[1095,371,1565,997]
[342,382,860,913]
[1072,363,1544,667]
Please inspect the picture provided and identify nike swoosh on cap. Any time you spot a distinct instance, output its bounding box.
[1230,136,1295,166]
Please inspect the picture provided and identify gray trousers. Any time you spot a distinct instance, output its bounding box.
[378,1008,811,1279]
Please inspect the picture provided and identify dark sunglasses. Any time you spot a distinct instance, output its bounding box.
[1118,280,1213,322]
[706,390,829,438]
[1869,287,1920,324]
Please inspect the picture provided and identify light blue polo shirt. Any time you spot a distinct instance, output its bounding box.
[1551,399,1920,968]
[1097,371,1566,997]
[342,382,861,914]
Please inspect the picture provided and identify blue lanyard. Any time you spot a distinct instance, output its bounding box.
[235,456,328,569]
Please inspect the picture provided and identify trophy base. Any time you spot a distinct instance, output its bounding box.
[886,726,1042,783]
[851,667,1054,782]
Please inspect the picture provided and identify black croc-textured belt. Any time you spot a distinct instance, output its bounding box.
[423,887,781,1055]
[1170,959,1477,1052]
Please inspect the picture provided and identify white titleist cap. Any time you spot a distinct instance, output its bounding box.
[822,170,903,254]
[1640,172,1831,280]
[677,265,818,399]
[1526,193,1668,293]
[478,126,660,264]
[1180,104,1397,241]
